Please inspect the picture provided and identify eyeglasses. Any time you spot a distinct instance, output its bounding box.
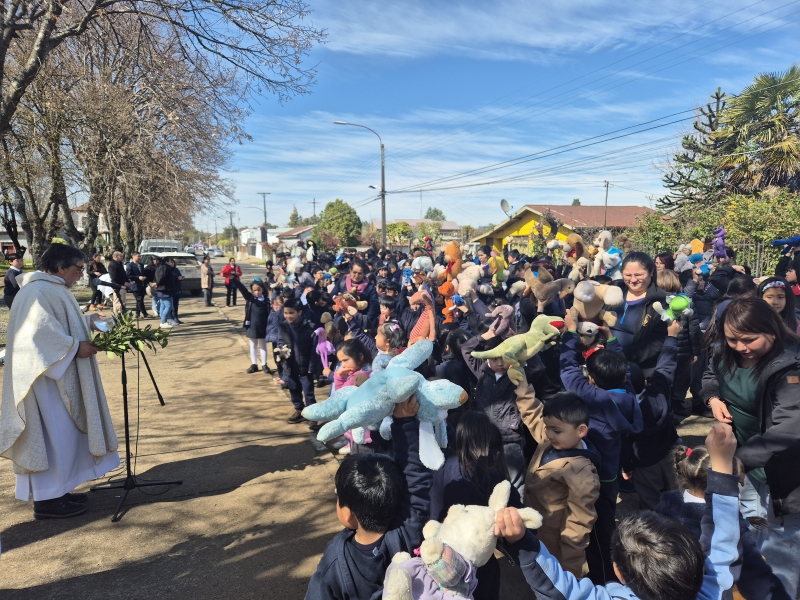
[74,265,86,273]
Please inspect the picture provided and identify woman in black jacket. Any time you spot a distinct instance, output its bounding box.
[607,252,668,377]
[701,296,800,597]
[236,279,271,374]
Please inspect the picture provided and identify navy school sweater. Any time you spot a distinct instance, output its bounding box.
[621,336,680,472]
[304,417,431,600]
[560,333,643,482]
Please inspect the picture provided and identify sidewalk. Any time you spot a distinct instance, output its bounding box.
[0,295,341,599]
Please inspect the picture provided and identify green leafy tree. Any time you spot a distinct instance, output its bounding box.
[311,199,361,248]
[287,205,303,227]
[358,230,382,250]
[417,221,442,243]
[424,207,446,221]
[571,198,581,206]
[626,212,683,255]
[301,214,319,226]
[387,221,414,244]
[460,225,475,242]
[714,66,800,194]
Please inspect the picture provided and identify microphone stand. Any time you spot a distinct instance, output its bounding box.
[91,340,182,522]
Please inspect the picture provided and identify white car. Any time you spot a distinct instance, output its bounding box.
[140,252,203,296]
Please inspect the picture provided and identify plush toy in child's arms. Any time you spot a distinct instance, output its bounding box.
[383,481,543,600]
[653,294,693,324]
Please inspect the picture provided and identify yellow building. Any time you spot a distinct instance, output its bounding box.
[471,204,654,254]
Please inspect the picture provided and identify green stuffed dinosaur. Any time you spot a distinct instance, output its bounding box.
[471,314,565,385]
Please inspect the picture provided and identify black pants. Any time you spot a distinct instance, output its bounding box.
[3,294,14,309]
[226,283,237,306]
[90,286,104,306]
[132,293,147,317]
[203,287,213,306]
[286,372,316,411]
[172,294,181,320]
[671,357,693,415]
[586,479,618,585]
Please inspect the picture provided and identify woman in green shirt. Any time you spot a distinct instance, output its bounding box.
[701,296,800,597]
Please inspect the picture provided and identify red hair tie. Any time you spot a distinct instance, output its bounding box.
[686,448,693,457]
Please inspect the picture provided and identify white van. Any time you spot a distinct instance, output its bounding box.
[139,239,182,254]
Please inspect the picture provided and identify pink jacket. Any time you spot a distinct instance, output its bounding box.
[333,368,371,390]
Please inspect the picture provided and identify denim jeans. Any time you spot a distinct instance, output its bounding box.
[286,372,316,411]
[158,294,174,324]
[740,474,800,597]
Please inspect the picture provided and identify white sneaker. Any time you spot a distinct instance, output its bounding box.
[160,322,173,329]
[337,443,352,455]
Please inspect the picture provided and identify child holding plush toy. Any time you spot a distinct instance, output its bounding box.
[561,311,643,585]
[305,396,432,600]
[496,423,744,600]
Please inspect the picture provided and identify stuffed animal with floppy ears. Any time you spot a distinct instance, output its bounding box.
[303,340,468,469]
[712,226,728,260]
[652,294,694,324]
[438,241,463,282]
[569,280,624,347]
[383,481,543,600]
[485,304,516,339]
[438,281,457,324]
[524,266,575,306]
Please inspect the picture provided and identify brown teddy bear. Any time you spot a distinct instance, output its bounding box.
[437,241,463,282]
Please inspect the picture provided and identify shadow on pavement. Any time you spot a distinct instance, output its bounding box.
[1,442,318,554]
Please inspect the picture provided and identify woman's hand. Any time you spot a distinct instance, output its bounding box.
[708,397,732,424]
[322,368,331,377]
[597,323,611,340]
[705,423,737,475]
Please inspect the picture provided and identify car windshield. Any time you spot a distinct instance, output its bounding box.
[174,258,199,266]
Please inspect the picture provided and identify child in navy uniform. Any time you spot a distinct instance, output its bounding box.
[305,397,431,600]
[561,312,643,584]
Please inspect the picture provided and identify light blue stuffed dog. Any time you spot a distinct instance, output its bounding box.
[302,340,467,469]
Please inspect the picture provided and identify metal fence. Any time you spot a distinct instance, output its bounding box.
[633,239,778,278]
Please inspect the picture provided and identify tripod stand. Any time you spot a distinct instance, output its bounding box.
[91,348,182,522]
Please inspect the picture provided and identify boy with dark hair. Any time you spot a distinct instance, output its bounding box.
[280,297,317,425]
[496,423,742,600]
[384,280,401,298]
[306,397,431,600]
[462,330,535,497]
[378,295,396,324]
[517,391,600,577]
[561,312,643,584]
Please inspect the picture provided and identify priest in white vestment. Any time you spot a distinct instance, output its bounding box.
[0,244,119,519]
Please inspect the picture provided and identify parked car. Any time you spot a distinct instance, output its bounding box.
[139,239,182,254]
[139,252,203,296]
[212,248,224,257]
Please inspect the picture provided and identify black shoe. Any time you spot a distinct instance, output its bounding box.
[33,497,88,520]
[308,421,320,431]
[262,365,273,375]
[64,492,88,504]
[315,377,328,388]
[246,364,259,374]
[280,384,289,390]
[287,410,307,424]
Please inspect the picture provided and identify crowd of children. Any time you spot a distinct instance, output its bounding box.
[234,235,800,600]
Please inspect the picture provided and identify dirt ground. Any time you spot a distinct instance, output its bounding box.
[0,257,716,599]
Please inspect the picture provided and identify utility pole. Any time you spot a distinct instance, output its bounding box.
[311,197,318,217]
[420,191,422,219]
[227,210,236,252]
[603,181,609,230]
[258,192,271,261]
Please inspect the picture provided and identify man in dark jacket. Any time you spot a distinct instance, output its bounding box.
[3,254,23,309]
[125,252,150,318]
[107,251,130,315]
[280,297,317,425]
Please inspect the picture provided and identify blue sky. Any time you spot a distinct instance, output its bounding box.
[203,0,799,231]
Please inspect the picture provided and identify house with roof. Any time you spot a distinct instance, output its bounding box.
[276,225,314,252]
[71,203,110,244]
[471,204,655,253]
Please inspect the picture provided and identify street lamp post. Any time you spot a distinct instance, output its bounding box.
[334,121,386,249]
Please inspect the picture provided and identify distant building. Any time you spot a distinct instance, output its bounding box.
[71,203,110,244]
[276,225,314,251]
[472,204,655,252]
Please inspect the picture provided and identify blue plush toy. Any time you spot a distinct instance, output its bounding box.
[302,340,468,470]
[772,235,800,255]
[689,252,710,275]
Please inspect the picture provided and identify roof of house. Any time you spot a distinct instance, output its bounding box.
[72,203,91,212]
[471,204,654,243]
[372,219,460,231]
[522,204,655,229]
[277,225,314,238]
